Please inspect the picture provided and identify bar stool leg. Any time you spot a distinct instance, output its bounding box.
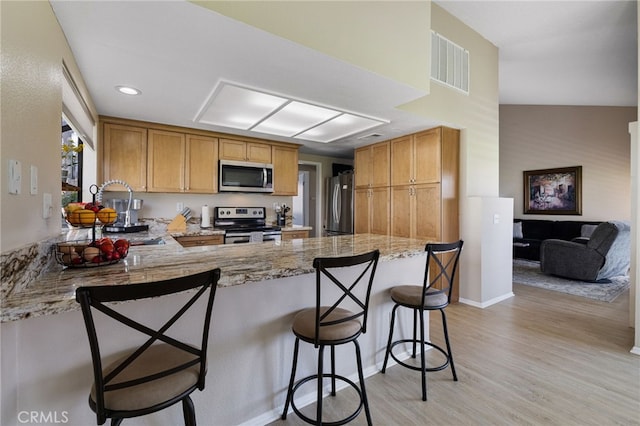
[331,345,337,396]
[317,344,325,425]
[354,340,373,426]
[182,396,195,426]
[281,338,301,420]
[412,308,418,358]
[419,309,427,401]
[441,309,457,381]
[381,304,399,373]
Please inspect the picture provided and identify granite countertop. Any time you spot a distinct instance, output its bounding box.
[1,233,426,323]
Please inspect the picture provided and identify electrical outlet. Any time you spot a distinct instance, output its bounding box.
[177,202,184,212]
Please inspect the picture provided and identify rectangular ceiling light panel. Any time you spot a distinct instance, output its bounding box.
[296,114,385,143]
[252,101,340,137]
[198,84,287,129]
[196,82,388,143]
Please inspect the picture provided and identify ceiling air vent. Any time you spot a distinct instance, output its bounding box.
[431,31,469,94]
[358,133,383,140]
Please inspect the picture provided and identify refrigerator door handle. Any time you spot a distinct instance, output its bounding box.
[333,183,340,223]
[336,183,341,223]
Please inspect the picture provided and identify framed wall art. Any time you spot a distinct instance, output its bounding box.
[523,166,582,215]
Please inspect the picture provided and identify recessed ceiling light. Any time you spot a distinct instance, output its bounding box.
[115,85,141,96]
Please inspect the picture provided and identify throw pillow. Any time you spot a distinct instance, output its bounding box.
[581,224,598,238]
[514,222,523,239]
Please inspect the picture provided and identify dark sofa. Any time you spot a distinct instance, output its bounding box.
[513,219,602,261]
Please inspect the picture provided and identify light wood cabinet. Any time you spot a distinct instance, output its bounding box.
[391,183,441,241]
[219,138,272,163]
[391,129,441,186]
[102,123,148,191]
[147,129,186,192]
[100,117,299,195]
[174,235,224,247]
[354,141,390,188]
[185,135,218,193]
[272,145,299,195]
[282,229,309,240]
[355,187,390,235]
[147,131,218,193]
[390,127,458,242]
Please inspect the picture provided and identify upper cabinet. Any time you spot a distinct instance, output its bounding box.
[100,117,298,195]
[354,141,390,189]
[219,138,272,163]
[391,129,441,186]
[147,129,186,192]
[272,145,299,195]
[185,135,218,193]
[102,123,148,191]
[147,130,218,193]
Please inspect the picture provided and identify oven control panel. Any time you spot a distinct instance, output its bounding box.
[214,207,265,219]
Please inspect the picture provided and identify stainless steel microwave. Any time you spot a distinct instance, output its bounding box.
[219,160,274,193]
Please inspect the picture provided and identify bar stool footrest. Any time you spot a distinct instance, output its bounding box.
[387,339,451,372]
[289,373,364,426]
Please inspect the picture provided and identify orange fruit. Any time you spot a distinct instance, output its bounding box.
[97,208,117,224]
[69,209,96,226]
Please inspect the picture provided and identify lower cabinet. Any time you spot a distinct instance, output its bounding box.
[281,230,309,240]
[174,235,224,247]
[391,183,441,241]
[355,187,390,235]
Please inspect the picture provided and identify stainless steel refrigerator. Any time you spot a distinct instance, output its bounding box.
[325,172,354,235]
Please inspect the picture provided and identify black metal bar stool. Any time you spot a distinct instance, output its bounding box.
[381,241,463,401]
[76,268,221,425]
[281,250,380,425]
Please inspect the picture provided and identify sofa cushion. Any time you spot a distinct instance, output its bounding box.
[513,222,523,239]
[521,220,556,241]
[581,224,598,238]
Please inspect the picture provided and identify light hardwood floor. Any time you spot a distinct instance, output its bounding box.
[271,283,640,425]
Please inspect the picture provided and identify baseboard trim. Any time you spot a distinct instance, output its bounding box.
[630,345,640,356]
[459,292,515,308]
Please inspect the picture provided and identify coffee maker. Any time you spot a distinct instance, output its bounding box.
[103,198,148,233]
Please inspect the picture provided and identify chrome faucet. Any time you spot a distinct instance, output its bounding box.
[96,179,134,227]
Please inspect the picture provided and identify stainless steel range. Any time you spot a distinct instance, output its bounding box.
[214,207,281,244]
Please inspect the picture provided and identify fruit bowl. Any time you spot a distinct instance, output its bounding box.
[63,203,118,228]
[54,238,130,268]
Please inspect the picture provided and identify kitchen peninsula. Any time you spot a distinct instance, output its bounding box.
[1,233,428,425]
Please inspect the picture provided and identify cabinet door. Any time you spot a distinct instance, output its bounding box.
[102,123,147,191]
[354,189,370,234]
[147,130,185,192]
[185,135,218,193]
[413,129,441,184]
[272,145,298,195]
[391,185,412,238]
[390,135,413,186]
[371,142,390,187]
[370,186,390,235]
[247,142,272,163]
[354,147,371,189]
[413,183,441,241]
[219,139,246,161]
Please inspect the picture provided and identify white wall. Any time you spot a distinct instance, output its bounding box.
[500,105,636,221]
[0,1,97,252]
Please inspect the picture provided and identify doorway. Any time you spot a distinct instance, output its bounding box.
[292,162,321,237]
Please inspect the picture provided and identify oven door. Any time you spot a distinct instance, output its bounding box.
[224,230,281,244]
[219,160,273,193]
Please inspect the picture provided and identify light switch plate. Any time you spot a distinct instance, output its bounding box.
[30,165,38,195]
[8,159,21,195]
